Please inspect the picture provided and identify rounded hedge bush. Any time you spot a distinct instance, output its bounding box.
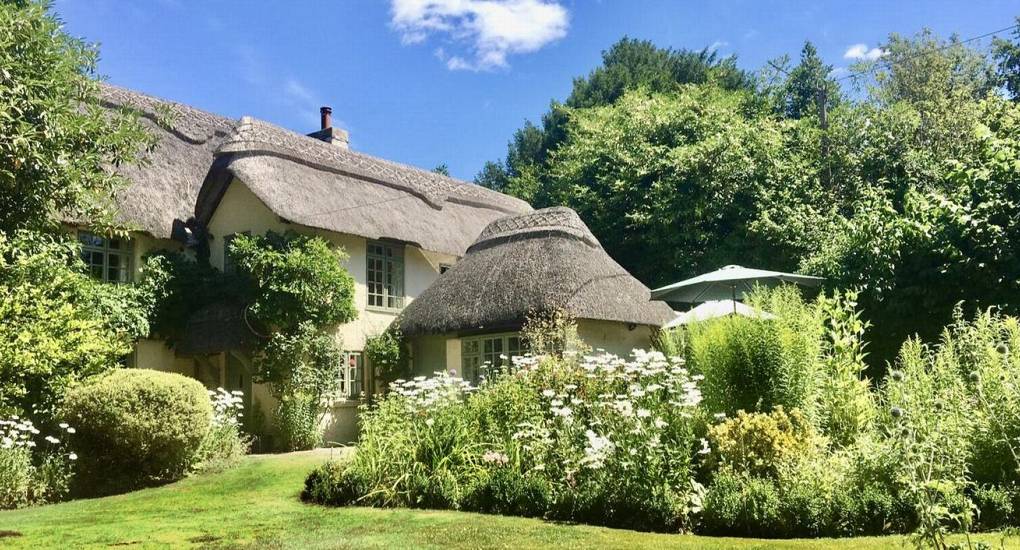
[62,368,212,496]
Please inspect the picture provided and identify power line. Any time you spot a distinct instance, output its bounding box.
[834,22,1019,82]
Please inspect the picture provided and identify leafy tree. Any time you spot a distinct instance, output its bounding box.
[432,164,450,176]
[545,86,812,286]
[872,29,999,105]
[0,0,151,233]
[0,232,153,417]
[992,18,1020,101]
[229,231,357,330]
[775,41,841,120]
[476,37,753,199]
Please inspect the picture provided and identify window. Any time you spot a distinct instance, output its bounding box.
[223,232,249,274]
[341,351,364,399]
[79,231,132,283]
[461,333,524,385]
[367,241,404,309]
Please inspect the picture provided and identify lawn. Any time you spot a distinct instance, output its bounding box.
[0,451,1016,549]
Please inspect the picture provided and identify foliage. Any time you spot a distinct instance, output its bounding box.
[706,407,820,480]
[993,19,1020,101]
[700,471,783,537]
[274,392,323,452]
[229,231,356,330]
[0,416,78,509]
[305,350,707,532]
[365,328,410,386]
[10,451,1009,549]
[61,369,212,496]
[520,309,588,358]
[0,0,152,233]
[686,309,820,416]
[194,388,249,472]
[475,37,752,197]
[139,251,250,344]
[765,41,841,120]
[0,231,154,417]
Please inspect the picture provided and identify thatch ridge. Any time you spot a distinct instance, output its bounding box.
[198,117,532,256]
[98,83,238,239]
[397,207,675,335]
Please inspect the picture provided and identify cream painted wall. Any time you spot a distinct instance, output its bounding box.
[207,179,457,351]
[206,178,460,443]
[411,320,657,375]
[576,319,656,359]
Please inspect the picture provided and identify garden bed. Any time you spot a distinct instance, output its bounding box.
[0,451,1013,549]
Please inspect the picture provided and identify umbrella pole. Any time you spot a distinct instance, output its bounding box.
[732,285,737,313]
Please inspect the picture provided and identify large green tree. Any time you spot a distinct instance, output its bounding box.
[475,38,753,201]
[0,1,155,417]
[0,0,150,233]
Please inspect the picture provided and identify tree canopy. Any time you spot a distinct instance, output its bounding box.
[477,28,1020,367]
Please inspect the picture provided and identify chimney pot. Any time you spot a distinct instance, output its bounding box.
[320,106,332,130]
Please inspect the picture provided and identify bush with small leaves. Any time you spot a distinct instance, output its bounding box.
[62,369,211,496]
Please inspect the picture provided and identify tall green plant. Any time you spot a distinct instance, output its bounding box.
[0,0,152,233]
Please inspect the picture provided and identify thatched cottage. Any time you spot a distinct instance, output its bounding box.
[398,207,674,381]
[77,84,670,442]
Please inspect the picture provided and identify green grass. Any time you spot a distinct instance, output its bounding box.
[0,451,1016,549]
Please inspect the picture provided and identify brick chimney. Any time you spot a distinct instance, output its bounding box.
[307,105,349,149]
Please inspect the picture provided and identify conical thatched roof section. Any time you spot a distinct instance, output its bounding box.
[196,117,531,257]
[398,207,674,336]
[99,84,237,239]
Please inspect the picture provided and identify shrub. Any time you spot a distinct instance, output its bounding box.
[464,467,551,518]
[62,369,212,496]
[0,446,32,509]
[972,484,1015,531]
[700,471,783,537]
[195,388,249,471]
[274,392,322,452]
[706,406,820,479]
[1,416,78,509]
[365,329,410,386]
[687,307,820,416]
[302,461,362,506]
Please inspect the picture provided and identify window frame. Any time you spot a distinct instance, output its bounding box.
[341,351,364,400]
[366,241,405,310]
[461,332,525,385]
[78,231,133,283]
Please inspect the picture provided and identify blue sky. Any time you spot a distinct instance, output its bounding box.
[55,1,1018,181]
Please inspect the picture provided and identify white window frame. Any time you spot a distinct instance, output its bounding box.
[78,231,133,283]
[461,333,525,385]
[367,241,404,310]
[340,351,364,400]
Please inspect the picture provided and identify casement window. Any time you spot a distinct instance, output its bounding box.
[341,351,364,400]
[79,231,132,283]
[367,241,404,309]
[461,333,524,385]
[223,232,250,274]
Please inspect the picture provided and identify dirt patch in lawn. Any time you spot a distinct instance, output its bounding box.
[188,534,221,543]
[0,530,22,538]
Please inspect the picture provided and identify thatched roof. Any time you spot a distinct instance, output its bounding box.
[196,117,532,257]
[176,302,258,356]
[99,84,236,239]
[397,207,675,336]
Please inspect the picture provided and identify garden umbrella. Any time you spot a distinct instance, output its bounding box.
[650,265,823,311]
[663,300,776,328]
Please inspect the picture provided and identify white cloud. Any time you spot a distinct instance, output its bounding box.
[707,40,728,53]
[844,43,885,61]
[390,0,569,71]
